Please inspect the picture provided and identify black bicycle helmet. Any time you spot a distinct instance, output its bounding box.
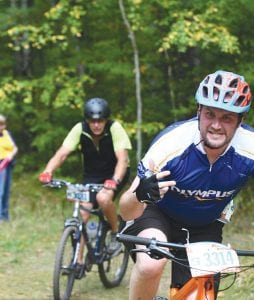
[84,98,110,119]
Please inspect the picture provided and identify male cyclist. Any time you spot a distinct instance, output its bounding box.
[39,97,132,277]
[119,70,253,299]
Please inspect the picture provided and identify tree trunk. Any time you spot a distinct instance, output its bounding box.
[118,0,142,163]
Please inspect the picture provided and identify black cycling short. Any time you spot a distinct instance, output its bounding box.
[122,203,224,289]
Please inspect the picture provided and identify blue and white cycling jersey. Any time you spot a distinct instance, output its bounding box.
[138,117,254,227]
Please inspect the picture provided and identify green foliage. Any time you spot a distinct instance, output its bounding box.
[4,1,86,51]
[0,0,254,183]
[0,63,94,112]
[234,178,254,219]
[121,120,164,139]
[159,5,239,54]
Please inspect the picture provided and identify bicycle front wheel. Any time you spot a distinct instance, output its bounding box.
[53,225,78,300]
[98,228,129,288]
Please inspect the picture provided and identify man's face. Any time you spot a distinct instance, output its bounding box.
[199,106,241,150]
[87,118,107,136]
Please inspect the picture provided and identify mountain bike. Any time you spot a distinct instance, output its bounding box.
[117,233,254,300]
[44,179,129,300]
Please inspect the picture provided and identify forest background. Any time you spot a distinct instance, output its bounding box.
[1,0,254,211]
[1,0,254,176]
[1,1,254,299]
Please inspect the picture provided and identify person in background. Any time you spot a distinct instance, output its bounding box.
[39,97,132,277]
[0,114,18,223]
[119,70,253,299]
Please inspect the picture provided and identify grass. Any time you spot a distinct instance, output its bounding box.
[1,175,254,299]
[0,175,132,300]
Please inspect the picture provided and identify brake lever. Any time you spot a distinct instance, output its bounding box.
[43,181,64,188]
[130,248,150,255]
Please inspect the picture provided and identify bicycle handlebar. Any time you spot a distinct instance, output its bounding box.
[43,178,104,203]
[117,233,185,250]
[117,233,254,257]
[43,179,70,188]
[117,234,254,293]
[44,178,104,191]
[236,249,254,257]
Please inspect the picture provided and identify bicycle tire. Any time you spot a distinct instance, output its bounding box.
[98,220,129,288]
[53,225,78,300]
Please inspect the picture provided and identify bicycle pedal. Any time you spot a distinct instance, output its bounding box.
[75,263,86,279]
[85,255,93,272]
[61,268,70,276]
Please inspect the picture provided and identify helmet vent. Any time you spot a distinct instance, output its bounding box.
[234,96,245,107]
[243,86,249,94]
[224,91,234,103]
[213,87,220,101]
[203,86,208,98]
[215,75,222,84]
[204,76,210,84]
[229,79,238,88]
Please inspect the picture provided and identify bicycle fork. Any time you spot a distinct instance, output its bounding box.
[72,224,83,266]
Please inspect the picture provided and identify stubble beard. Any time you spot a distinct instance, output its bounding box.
[202,132,230,150]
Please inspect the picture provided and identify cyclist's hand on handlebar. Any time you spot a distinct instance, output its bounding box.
[39,172,52,183]
[103,179,118,190]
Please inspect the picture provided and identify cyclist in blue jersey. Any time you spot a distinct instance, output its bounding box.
[39,98,132,277]
[119,70,253,299]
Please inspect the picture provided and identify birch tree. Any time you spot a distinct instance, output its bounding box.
[119,0,142,162]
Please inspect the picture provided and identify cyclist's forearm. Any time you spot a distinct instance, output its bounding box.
[113,149,129,182]
[113,163,127,183]
[119,176,146,221]
[43,146,70,174]
[43,158,64,174]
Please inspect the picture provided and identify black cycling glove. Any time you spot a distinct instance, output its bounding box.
[135,174,160,203]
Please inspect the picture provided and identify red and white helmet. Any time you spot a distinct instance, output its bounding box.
[195,70,252,113]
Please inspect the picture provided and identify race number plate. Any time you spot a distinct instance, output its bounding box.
[186,242,240,277]
[66,189,90,202]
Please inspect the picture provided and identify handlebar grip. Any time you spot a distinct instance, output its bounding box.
[117,234,254,259]
[43,179,68,188]
[116,233,155,246]
[237,250,254,256]
[116,233,186,250]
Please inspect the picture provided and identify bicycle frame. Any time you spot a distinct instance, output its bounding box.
[79,205,111,264]
[64,193,110,265]
[45,179,108,267]
[169,276,215,300]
